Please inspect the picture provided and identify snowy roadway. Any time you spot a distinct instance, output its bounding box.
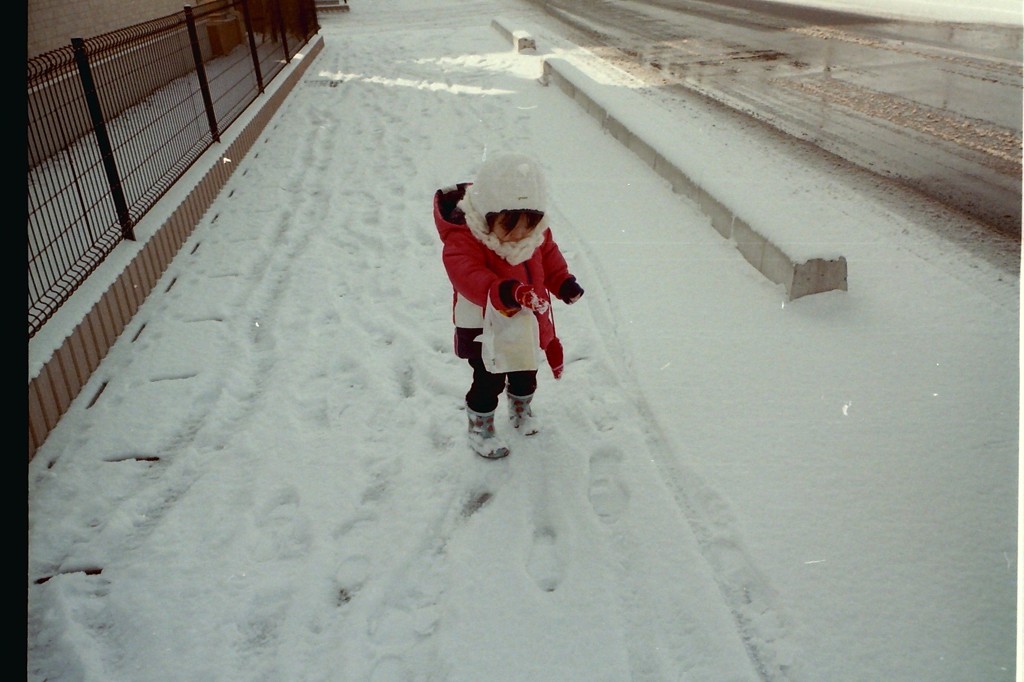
[530,0,1023,240]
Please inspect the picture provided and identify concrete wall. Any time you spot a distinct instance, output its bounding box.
[28,0,199,57]
[28,28,203,167]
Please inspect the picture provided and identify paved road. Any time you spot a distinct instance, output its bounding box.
[530,0,1023,240]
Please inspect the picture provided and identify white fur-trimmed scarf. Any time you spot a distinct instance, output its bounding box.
[457,194,548,266]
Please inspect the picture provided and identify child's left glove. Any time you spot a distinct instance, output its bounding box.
[558,276,584,304]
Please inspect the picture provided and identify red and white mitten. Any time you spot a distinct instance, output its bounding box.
[513,284,550,315]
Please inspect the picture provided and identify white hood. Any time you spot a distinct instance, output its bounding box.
[465,153,548,217]
[458,153,549,265]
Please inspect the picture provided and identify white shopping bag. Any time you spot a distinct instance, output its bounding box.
[481,297,541,373]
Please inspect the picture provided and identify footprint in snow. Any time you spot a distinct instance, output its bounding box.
[460,456,511,519]
[251,484,312,561]
[461,489,493,517]
[369,654,412,682]
[527,526,564,592]
[333,554,371,606]
[588,446,630,524]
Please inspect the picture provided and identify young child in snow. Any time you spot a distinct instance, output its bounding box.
[433,153,585,459]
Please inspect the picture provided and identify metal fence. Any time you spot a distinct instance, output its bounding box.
[27,0,319,339]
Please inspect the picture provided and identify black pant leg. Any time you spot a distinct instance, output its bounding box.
[466,358,506,413]
[506,370,538,398]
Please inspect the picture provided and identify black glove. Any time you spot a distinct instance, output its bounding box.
[558,276,584,304]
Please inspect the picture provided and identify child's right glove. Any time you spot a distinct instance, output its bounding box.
[512,283,550,314]
[558,276,584,304]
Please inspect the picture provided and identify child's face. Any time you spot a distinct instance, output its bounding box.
[488,210,544,243]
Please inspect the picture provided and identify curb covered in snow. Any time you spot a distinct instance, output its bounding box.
[490,18,537,53]
[491,17,848,301]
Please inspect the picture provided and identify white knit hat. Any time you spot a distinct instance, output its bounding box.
[466,153,548,217]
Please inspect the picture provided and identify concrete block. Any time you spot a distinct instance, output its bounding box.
[759,238,796,288]
[490,19,512,43]
[731,219,766,271]
[604,114,631,147]
[490,20,534,52]
[626,132,658,169]
[543,62,574,98]
[654,154,699,201]
[543,50,848,301]
[513,31,536,53]
[699,188,735,239]
[574,87,606,124]
[790,257,848,299]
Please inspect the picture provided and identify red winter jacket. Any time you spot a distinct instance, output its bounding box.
[433,183,574,363]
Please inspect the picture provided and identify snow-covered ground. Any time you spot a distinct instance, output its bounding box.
[27,1,1019,680]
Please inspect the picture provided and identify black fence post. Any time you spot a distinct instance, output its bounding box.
[295,0,310,43]
[273,0,291,62]
[239,0,265,93]
[72,38,135,241]
[184,5,221,143]
[303,0,319,40]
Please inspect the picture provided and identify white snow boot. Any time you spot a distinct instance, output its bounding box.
[507,392,540,436]
[467,407,510,459]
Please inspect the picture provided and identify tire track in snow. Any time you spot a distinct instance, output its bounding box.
[341,18,762,677]
[562,202,800,681]
[255,42,516,678]
[299,29,794,671]
[528,374,766,680]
